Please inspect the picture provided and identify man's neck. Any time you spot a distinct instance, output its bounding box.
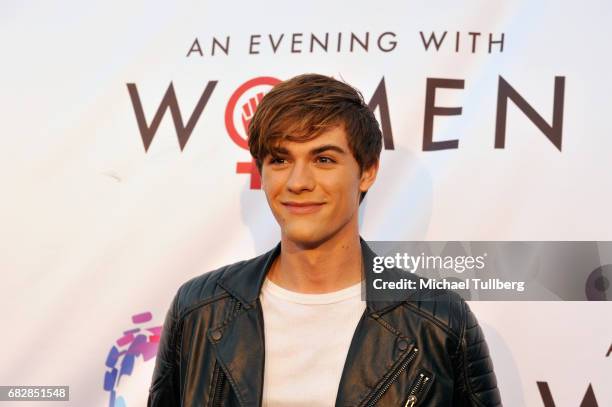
[267,228,363,294]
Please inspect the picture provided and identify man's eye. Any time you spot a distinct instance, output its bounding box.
[316,156,336,164]
[269,157,286,164]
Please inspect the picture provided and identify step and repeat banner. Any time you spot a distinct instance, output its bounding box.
[1,0,611,406]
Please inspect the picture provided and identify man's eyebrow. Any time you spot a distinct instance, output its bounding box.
[310,144,347,156]
[269,146,289,155]
[269,144,347,156]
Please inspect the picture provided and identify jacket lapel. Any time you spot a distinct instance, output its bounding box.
[207,304,266,407]
[334,239,415,406]
[334,312,415,407]
[207,243,280,406]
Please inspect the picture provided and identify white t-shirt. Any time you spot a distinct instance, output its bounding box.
[259,277,367,407]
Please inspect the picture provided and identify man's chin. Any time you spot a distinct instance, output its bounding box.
[282,229,329,250]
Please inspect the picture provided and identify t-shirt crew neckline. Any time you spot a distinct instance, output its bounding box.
[261,277,364,305]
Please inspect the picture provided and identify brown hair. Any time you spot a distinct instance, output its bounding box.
[248,73,382,203]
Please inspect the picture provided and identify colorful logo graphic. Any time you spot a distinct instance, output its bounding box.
[103,312,162,407]
[225,76,281,189]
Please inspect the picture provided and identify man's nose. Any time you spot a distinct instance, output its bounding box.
[286,161,315,193]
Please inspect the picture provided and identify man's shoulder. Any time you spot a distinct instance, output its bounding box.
[400,275,468,339]
[171,251,267,317]
[377,267,467,336]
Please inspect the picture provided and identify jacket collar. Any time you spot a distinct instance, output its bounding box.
[217,236,406,315]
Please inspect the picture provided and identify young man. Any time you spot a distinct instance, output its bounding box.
[148,74,502,406]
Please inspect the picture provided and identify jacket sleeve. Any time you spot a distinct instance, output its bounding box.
[147,287,183,407]
[454,300,502,406]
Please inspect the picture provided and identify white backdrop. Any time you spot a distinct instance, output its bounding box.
[1,0,611,406]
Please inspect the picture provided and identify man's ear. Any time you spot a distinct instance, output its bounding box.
[359,160,379,193]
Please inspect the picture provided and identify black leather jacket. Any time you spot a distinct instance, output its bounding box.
[148,238,502,406]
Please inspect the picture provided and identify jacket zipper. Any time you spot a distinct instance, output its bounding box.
[404,372,431,407]
[233,300,242,315]
[364,347,419,406]
[211,364,225,407]
[210,299,243,406]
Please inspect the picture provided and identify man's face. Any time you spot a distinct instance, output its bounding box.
[260,124,378,247]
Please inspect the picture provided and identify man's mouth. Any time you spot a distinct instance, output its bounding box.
[281,201,326,214]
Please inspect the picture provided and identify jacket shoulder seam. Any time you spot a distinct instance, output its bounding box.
[180,292,231,320]
[458,300,490,407]
[402,301,461,340]
[454,299,467,355]
[174,264,236,320]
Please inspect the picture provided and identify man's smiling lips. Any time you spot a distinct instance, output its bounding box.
[281,201,326,214]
